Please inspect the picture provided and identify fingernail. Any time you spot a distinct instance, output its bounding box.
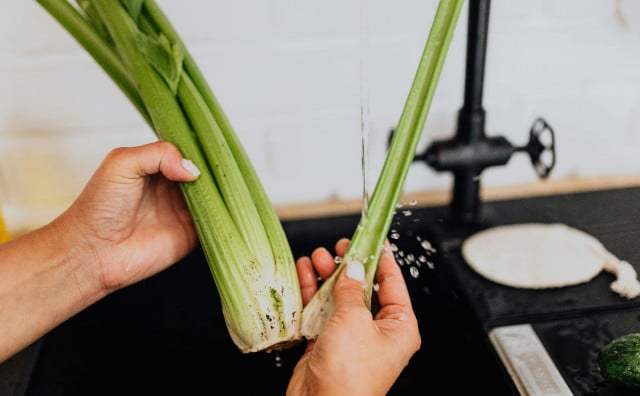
[345,260,365,282]
[182,159,200,177]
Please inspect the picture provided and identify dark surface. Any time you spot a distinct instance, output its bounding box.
[431,186,640,330]
[533,309,640,395]
[4,199,514,396]
[3,186,640,395]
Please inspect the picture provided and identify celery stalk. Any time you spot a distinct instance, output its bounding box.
[37,0,303,353]
[301,0,464,338]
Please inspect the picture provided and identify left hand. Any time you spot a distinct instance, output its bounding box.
[60,141,200,291]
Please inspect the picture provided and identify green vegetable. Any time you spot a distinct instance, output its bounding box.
[37,0,303,353]
[300,0,464,338]
[38,0,463,351]
[598,333,640,388]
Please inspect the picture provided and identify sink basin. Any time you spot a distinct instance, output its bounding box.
[1,208,513,395]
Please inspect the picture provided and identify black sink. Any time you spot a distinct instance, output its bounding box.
[1,201,514,395]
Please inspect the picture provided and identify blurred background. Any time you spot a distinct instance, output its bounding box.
[1,0,640,234]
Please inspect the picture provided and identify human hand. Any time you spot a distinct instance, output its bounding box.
[288,238,421,396]
[58,141,200,291]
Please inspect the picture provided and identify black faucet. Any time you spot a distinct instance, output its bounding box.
[401,0,556,225]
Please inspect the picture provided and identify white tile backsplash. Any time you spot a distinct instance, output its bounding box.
[1,0,640,234]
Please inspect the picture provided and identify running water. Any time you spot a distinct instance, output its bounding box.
[359,0,371,220]
[358,2,437,282]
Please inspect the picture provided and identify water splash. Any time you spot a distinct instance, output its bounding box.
[384,207,441,280]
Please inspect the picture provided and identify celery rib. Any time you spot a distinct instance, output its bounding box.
[37,0,303,353]
[301,0,464,339]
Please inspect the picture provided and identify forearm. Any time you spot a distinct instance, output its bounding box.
[0,218,105,363]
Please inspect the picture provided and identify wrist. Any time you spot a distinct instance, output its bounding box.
[0,214,107,362]
[45,213,108,300]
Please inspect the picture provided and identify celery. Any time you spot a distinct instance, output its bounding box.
[301,0,464,338]
[37,0,303,353]
[37,0,463,350]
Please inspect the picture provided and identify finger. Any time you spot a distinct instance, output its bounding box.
[296,256,318,306]
[310,247,337,280]
[334,237,350,257]
[106,141,200,183]
[151,141,200,181]
[332,260,369,313]
[374,242,413,311]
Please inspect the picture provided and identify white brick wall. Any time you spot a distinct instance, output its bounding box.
[1,0,640,233]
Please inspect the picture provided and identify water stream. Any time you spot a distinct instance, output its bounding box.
[360,0,371,220]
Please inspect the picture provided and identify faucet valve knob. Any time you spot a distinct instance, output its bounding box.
[517,117,556,178]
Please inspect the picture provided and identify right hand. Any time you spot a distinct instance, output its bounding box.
[289,238,421,396]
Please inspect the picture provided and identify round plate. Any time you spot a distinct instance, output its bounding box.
[461,223,606,289]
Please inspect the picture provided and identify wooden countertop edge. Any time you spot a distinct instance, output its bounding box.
[274,173,640,221]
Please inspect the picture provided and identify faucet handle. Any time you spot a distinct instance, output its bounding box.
[518,117,556,178]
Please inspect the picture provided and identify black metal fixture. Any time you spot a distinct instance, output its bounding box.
[394,0,557,225]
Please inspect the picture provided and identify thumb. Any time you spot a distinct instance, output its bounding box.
[100,141,201,186]
[333,260,368,311]
[135,141,200,182]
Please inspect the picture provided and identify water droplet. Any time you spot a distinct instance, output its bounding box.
[274,351,283,368]
[421,240,437,253]
[390,232,400,240]
[409,266,419,278]
[334,256,343,264]
[409,199,417,206]
[402,210,412,217]
[390,243,399,252]
[373,283,380,292]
